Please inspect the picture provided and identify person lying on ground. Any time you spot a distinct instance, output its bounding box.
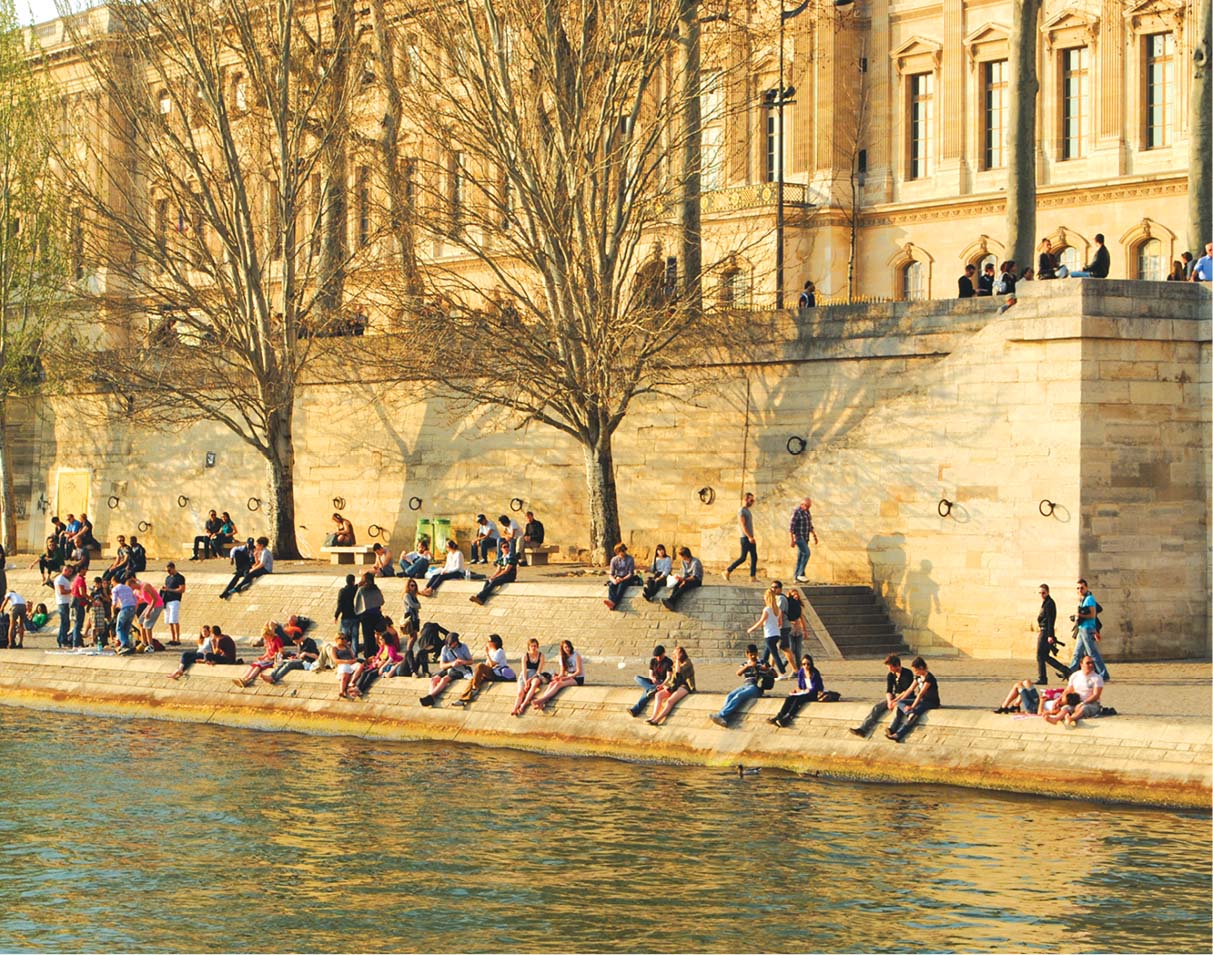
[452,634,517,707]
[769,655,823,728]
[647,646,696,726]
[530,640,584,711]
[419,632,473,706]
[233,623,284,687]
[420,540,465,597]
[994,679,1045,714]
[511,638,548,716]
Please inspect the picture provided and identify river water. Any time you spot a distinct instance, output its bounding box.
[0,707,1208,953]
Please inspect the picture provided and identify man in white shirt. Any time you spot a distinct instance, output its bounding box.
[470,514,498,564]
[54,567,74,648]
[111,580,139,653]
[1045,656,1104,726]
[452,634,516,706]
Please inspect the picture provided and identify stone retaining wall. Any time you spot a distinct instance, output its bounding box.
[0,652,1207,810]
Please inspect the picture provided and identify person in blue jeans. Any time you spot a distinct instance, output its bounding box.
[886,656,940,742]
[628,645,673,717]
[1069,579,1109,680]
[110,580,139,653]
[709,645,776,727]
[788,497,819,583]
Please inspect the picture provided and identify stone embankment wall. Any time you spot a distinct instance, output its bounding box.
[12,281,1210,660]
[0,652,1207,810]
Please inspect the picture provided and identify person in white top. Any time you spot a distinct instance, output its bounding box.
[452,634,517,706]
[1044,656,1104,726]
[530,639,584,711]
[54,567,74,648]
[421,539,466,596]
[2,590,28,646]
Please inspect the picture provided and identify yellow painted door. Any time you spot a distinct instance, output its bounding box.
[55,469,91,519]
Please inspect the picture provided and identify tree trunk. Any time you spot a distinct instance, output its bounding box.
[1189,0,1212,257]
[677,0,702,315]
[317,0,352,325]
[1007,0,1042,271]
[582,433,622,566]
[265,408,300,560]
[0,402,16,554]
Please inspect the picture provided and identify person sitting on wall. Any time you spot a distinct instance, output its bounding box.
[604,542,640,611]
[468,539,517,606]
[268,627,321,684]
[1037,238,1058,279]
[371,542,395,577]
[529,639,584,711]
[328,513,355,546]
[192,510,223,560]
[421,540,466,597]
[708,644,776,728]
[219,538,256,599]
[661,547,703,612]
[646,646,696,726]
[233,623,284,687]
[102,535,132,584]
[330,633,359,698]
[31,536,63,587]
[168,625,215,680]
[398,540,432,578]
[419,632,474,706]
[885,656,940,743]
[1044,655,1104,727]
[231,537,273,596]
[848,654,916,738]
[520,511,545,566]
[511,638,549,716]
[452,634,516,707]
[349,618,404,697]
[71,513,97,550]
[469,514,499,565]
[768,654,825,728]
[627,644,673,717]
[641,544,673,601]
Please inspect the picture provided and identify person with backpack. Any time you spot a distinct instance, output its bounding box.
[709,644,776,728]
[1070,579,1110,681]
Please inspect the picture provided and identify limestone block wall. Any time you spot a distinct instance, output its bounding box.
[13,283,1210,660]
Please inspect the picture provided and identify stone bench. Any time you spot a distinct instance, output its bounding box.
[320,545,376,565]
[179,540,233,559]
[522,544,558,566]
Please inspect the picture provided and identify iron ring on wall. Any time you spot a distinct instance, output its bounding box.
[408,497,423,511]
[333,496,346,510]
[137,520,151,532]
[786,436,807,456]
[107,496,119,510]
[698,487,716,506]
[937,499,953,518]
[177,495,189,508]
[1039,499,1056,517]
[510,497,524,512]
[247,497,261,511]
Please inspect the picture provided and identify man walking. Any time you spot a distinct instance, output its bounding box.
[1070,579,1110,681]
[788,497,819,583]
[723,492,758,583]
[1035,583,1067,685]
[162,562,187,645]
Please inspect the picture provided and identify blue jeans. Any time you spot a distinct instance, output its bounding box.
[115,606,137,649]
[888,699,933,740]
[72,602,86,647]
[761,636,786,673]
[399,557,430,578]
[630,676,658,716]
[471,539,497,562]
[793,539,810,578]
[716,683,762,723]
[1070,629,1109,680]
[57,604,72,647]
[270,658,307,683]
[608,575,640,606]
[726,537,758,577]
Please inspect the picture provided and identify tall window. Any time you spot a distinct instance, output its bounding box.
[1061,47,1089,160]
[908,72,933,179]
[1058,245,1080,274]
[982,59,1008,169]
[448,151,464,233]
[308,174,322,259]
[1145,32,1175,149]
[721,267,750,310]
[764,109,779,183]
[1136,238,1163,280]
[902,261,925,300]
[700,69,724,191]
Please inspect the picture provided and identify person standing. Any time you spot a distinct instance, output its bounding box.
[788,497,819,583]
[354,572,385,659]
[977,262,996,296]
[54,566,74,648]
[334,573,359,653]
[1037,238,1058,279]
[70,567,88,648]
[110,578,138,653]
[162,562,187,645]
[797,280,816,317]
[957,264,976,298]
[723,492,758,583]
[1070,579,1109,681]
[1035,583,1068,685]
[1190,242,1213,282]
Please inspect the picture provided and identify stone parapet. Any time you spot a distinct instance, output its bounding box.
[0,652,1206,810]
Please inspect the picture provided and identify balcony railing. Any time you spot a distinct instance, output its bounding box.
[702,181,814,214]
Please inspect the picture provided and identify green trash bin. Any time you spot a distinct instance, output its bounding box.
[432,518,452,551]
[415,518,433,549]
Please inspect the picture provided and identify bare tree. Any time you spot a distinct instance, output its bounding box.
[393,0,739,562]
[1006,0,1043,271]
[54,0,370,558]
[1190,0,1212,256]
[0,2,66,552]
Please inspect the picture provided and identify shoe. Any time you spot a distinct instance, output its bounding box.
[645,719,660,726]
[451,699,466,707]
[661,598,673,612]
[848,727,866,738]
[885,730,899,741]
[795,576,809,583]
[420,695,434,707]
[723,569,731,581]
[603,600,615,610]
[766,717,779,726]
[709,714,727,728]
[629,708,642,718]
[749,577,758,584]
[773,718,786,728]
[469,595,484,605]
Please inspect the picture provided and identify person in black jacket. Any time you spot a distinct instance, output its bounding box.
[1036,583,1069,685]
[334,573,359,652]
[848,654,916,738]
[1084,233,1110,278]
[219,538,255,599]
[958,264,977,298]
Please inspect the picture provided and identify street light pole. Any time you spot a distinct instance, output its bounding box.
[776,5,786,310]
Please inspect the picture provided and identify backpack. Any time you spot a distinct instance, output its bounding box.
[816,690,841,702]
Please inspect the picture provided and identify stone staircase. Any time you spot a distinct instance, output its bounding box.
[802,584,908,658]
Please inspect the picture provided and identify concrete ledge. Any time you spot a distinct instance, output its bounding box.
[0,653,1207,810]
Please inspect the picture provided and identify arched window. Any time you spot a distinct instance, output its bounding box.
[721,267,751,310]
[1057,245,1080,273]
[1136,238,1163,281]
[158,90,172,115]
[902,261,926,301]
[977,252,997,274]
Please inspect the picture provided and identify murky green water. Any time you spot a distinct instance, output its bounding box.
[0,707,1208,953]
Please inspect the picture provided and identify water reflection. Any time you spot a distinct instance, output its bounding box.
[0,710,1207,953]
